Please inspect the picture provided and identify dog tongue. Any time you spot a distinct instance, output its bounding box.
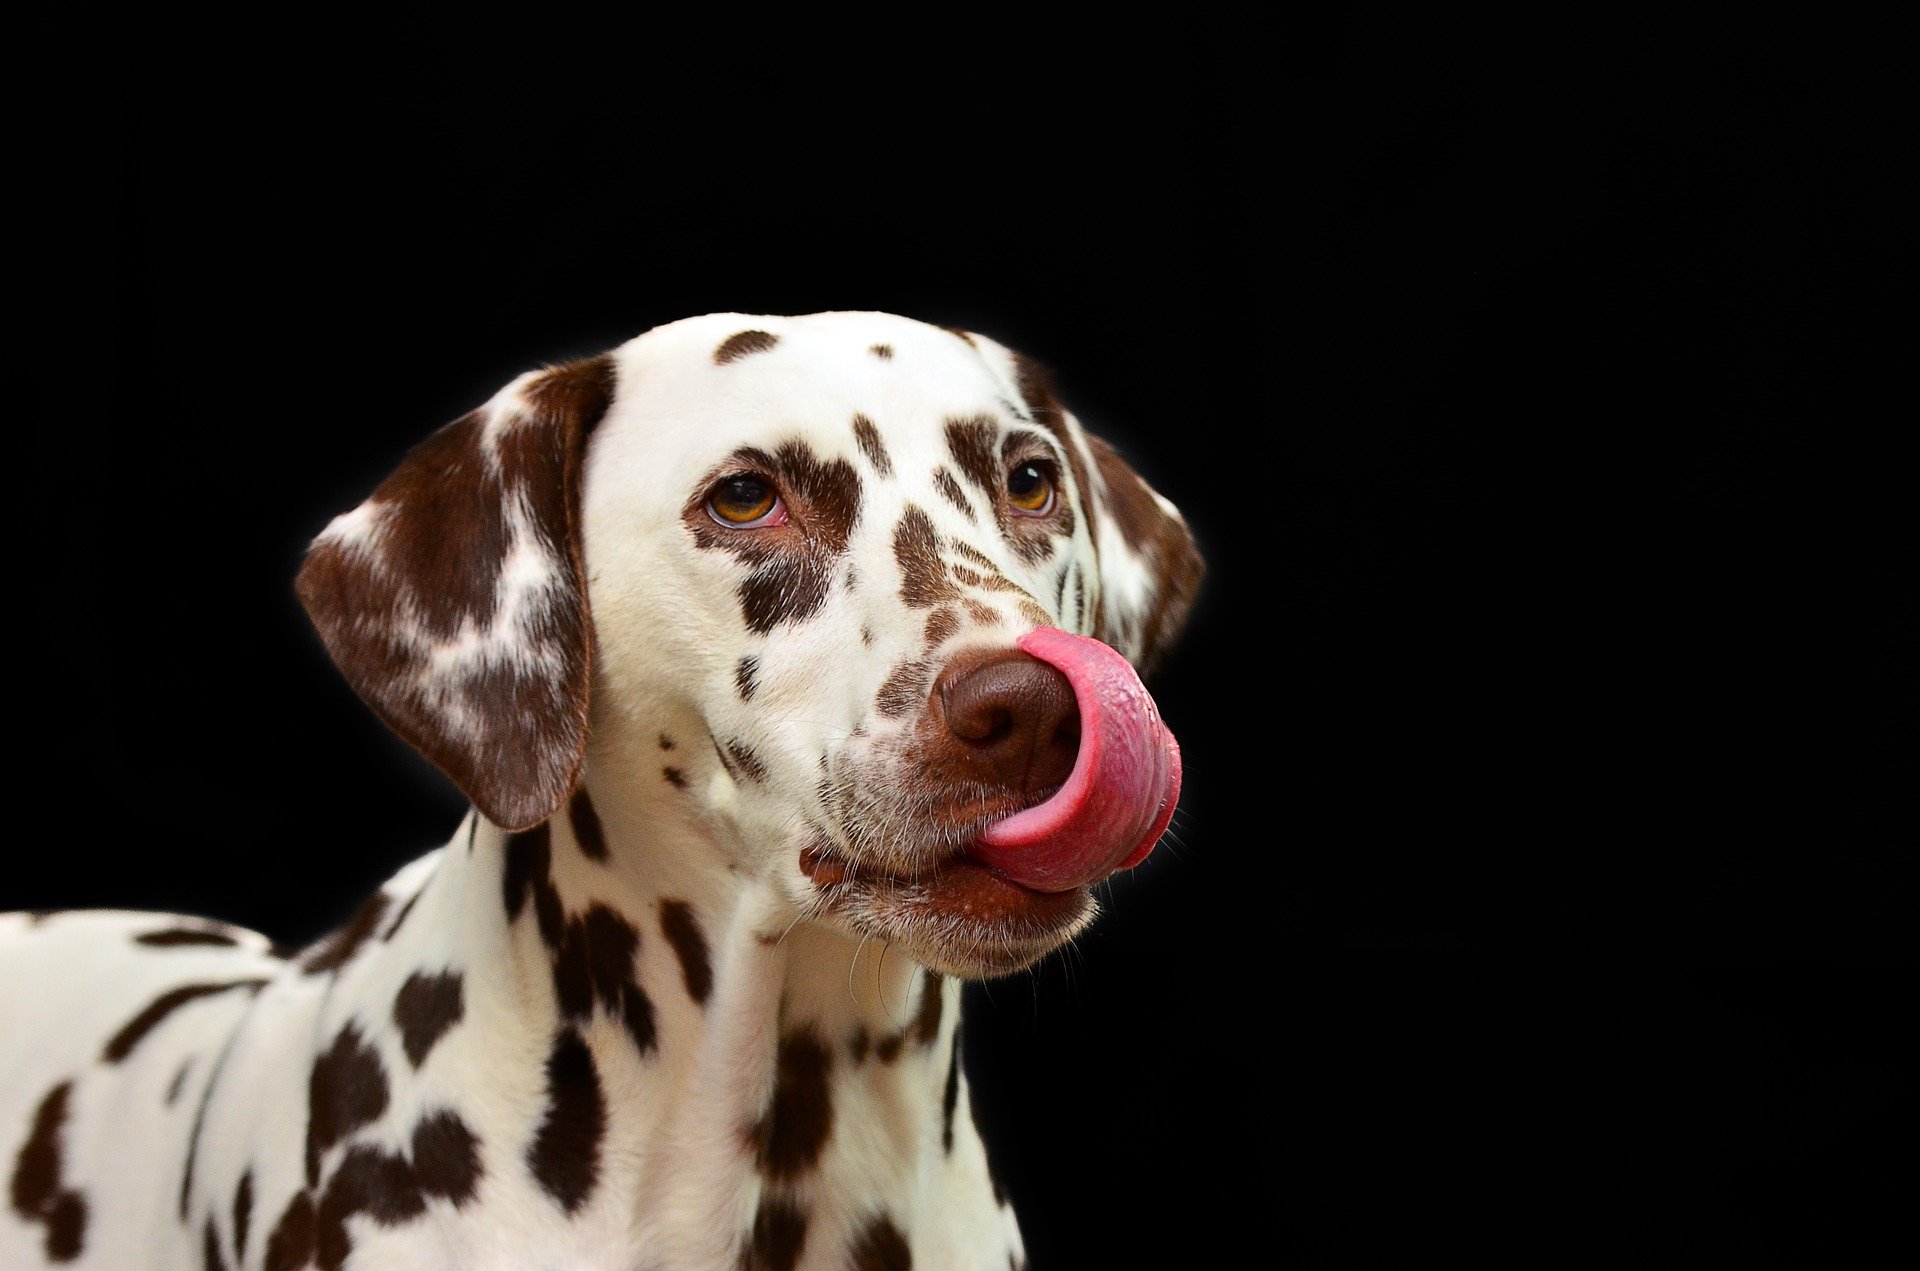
[970,628,1181,893]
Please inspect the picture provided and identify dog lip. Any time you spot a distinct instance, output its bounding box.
[800,842,1086,925]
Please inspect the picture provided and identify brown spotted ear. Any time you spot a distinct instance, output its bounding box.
[1007,351,1204,678]
[296,355,617,831]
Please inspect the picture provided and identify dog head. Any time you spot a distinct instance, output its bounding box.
[299,313,1202,976]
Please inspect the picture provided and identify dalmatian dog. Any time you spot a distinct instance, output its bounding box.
[0,312,1201,1269]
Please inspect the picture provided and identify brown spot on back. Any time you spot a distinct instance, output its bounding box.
[300,891,392,974]
[741,1196,809,1271]
[852,413,892,476]
[528,1029,605,1213]
[749,1029,834,1181]
[849,1213,913,1271]
[944,416,1002,500]
[10,1081,89,1262]
[102,980,268,1064]
[568,787,608,861]
[411,1110,484,1206]
[135,928,239,948]
[869,343,894,360]
[306,1023,391,1188]
[933,467,975,520]
[393,970,465,1068]
[263,1191,315,1271]
[893,505,956,608]
[658,899,714,1005]
[233,1170,253,1263]
[715,329,780,364]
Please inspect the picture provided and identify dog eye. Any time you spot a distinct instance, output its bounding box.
[707,475,785,527]
[1007,462,1055,515]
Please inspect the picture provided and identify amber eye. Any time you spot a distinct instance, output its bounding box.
[706,475,783,527]
[1007,461,1055,515]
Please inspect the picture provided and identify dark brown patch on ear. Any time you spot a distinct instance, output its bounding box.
[136,928,239,948]
[295,355,615,833]
[232,1170,253,1263]
[658,899,714,1005]
[852,413,892,476]
[725,741,769,782]
[394,970,465,1069]
[715,329,780,364]
[876,659,933,717]
[1087,435,1204,675]
[306,1023,390,1188]
[748,1028,834,1181]
[263,1191,315,1271]
[933,468,975,520]
[410,1110,483,1206]
[301,891,392,975]
[924,606,960,649]
[102,979,268,1064]
[944,416,1002,500]
[568,787,609,861]
[849,1213,913,1271]
[10,1081,89,1262]
[893,505,956,608]
[528,1029,605,1213]
[941,1029,961,1153]
[869,343,894,360]
[742,1196,808,1271]
[663,766,688,789]
[735,655,760,702]
[912,973,944,1046]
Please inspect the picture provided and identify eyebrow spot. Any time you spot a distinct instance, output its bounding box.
[714,330,779,365]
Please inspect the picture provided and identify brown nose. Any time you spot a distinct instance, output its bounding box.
[933,650,1082,798]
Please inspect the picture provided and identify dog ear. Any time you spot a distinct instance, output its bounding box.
[988,342,1204,677]
[296,355,617,831]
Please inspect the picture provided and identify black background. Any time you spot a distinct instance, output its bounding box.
[29,15,1911,1266]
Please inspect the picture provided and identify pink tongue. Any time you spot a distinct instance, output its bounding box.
[969,627,1181,893]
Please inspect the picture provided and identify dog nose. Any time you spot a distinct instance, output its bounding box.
[934,651,1081,797]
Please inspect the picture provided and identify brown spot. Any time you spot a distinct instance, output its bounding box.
[233,1170,253,1263]
[167,1060,193,1105]
[393,970,465,1069]
[306,1023,391,1188]
[1087,434,1205,675]
[726,741,769,782]
[850,1027,871,1063]
[876,659,933,717]
[10,1081,89,1262]
[1019,600,1051,626]
[893,505,955,608]
[410,1110,483,1206]
[263,1191,315,1271]
[741,1196,808,1271]
[727,657,759,706]
[748,1029,834,1181]
[941,1029,961,1153]
[944,416,1002,500]
[715,329,779,364]
[951,542,997,571]
[551,904,640,1025]
[568,787,609,861]
[663,766,689,789]
[912,973,945,1046]
[295,355,615,834]
[933,467,975,520]
[964,598,1000,626]
[874,1033,904,1063]
[951,564,985,587]
[849,1213,913,1271]
[852,413,892,476]
[869,343,893,360]
[528,1029,604,1213]
[503,823,564,947]
[658,899,714,1005]
[135,928,239,948]
[204,1215,229,1271]
[316,1144,422,1268]
[924,606,960,649]
[102,979,268,1064]
[861,626,874,646]
[659,733,676,750]
[619,982,659,1054]
[301,891,392,974]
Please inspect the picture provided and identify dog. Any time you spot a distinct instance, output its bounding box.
[1,312,1202,1269]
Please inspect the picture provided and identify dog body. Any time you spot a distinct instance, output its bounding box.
[1,313,1200,1269]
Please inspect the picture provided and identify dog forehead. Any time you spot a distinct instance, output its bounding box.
[597,312,1019,466]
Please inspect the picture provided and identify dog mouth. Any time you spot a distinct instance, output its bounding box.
[799,841,1092,973]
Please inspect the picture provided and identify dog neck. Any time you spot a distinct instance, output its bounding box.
[330,748,1017,1266]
